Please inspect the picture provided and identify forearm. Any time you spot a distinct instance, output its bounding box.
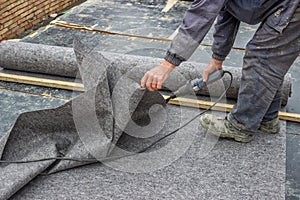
[165,0,227,66]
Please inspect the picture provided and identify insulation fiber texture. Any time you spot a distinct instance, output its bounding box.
[0,40,286,199]
[0,40,168,199]
[0,40,292,105]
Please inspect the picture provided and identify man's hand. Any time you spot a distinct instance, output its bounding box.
[141,59,175,91]
[203,58,223,82]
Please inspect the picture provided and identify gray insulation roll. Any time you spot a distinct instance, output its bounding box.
[0,40,292,105]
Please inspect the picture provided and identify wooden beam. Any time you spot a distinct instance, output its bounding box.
[162,0,179,13]
[51,20,247,51]
[0,72,84,92]
[51,20,172,42]
[163,95,300,122]
[277,111,300,123]
[0,71,299,123]
[163,95,233,112]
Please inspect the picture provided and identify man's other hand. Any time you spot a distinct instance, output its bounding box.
[141,59,175,91]
[203,58,223,82]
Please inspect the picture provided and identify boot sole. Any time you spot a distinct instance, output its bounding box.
[199,120,253,143]
[259,127,280,134]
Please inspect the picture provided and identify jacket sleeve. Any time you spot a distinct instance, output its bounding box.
[212,9,240,61]
[164,0,227,66]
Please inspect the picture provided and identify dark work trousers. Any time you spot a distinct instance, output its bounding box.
[228,4,300,133]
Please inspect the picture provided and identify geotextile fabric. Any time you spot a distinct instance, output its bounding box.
[0,40,287,199]
[0,40,169,199]
[0,40,292,105]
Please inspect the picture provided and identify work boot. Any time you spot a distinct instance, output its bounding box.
[259,117,280,134]
[199,114,253,143]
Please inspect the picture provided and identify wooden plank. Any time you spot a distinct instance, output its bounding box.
[162,0,179,13]
[0,71,299,123]
[278,111,300,123]
[51,20,247,51]
[163,95,233,112]
[51,20,172,42]
[163,95,300,122]
[0,72,84,91]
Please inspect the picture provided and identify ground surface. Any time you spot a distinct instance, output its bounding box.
[0,0,299,199]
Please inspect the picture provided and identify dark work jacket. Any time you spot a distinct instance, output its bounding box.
[165,0,300,65]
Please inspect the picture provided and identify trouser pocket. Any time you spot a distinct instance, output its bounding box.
[265,5,296,34]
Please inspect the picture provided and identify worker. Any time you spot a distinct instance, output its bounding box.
[141,0,300,142]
